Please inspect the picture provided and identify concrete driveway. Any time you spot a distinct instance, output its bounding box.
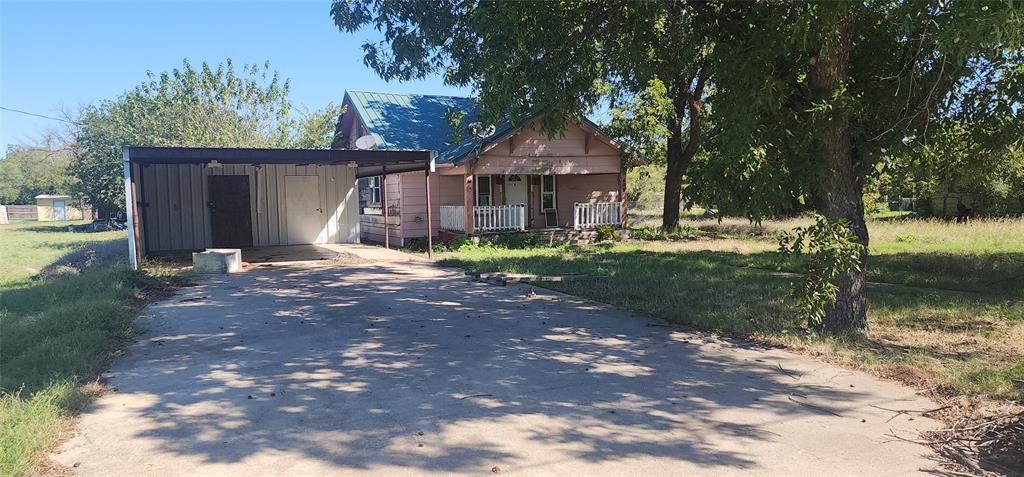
[54,247,941,476]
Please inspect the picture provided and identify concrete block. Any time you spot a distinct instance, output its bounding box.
[192,249,242,274]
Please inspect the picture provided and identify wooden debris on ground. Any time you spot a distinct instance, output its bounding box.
[922,407,1024,476]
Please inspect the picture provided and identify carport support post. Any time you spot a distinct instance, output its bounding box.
[425,152,436,259]
[122,147,140,270]
[382,166,389,249]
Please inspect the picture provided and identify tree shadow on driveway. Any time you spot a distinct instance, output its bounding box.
[59,261,940,475]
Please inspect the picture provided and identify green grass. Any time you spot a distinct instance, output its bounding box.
[0,220,183,476]
[0,221,124,287]
[439,217,1024,402]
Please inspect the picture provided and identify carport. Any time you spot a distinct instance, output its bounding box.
[122,146,436,269]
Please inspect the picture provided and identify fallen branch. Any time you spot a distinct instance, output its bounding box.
[943,444,985,475]
[787,395,841,416]
[459,393,493,400]
[777,363,800,380]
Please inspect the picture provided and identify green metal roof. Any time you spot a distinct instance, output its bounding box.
[344,91,520,165]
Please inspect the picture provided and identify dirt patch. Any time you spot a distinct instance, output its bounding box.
[328,252,372,265]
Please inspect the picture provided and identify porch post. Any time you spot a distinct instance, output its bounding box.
[382,167,389,249]
[122,147,140,270]
[619,170,628,227]
[463,173,475,235]
[424,153,435,259]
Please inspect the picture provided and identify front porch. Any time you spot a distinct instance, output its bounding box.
[439,201,623,235]
[435,172,625,235]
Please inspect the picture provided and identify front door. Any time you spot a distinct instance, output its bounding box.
[208,175,253,248]
[506,175,527,206]
[52,200,66,221]
[285,175,322,244]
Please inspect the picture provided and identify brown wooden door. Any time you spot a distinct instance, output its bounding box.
[208,175,253,248]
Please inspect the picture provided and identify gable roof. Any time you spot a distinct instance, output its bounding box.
[342,91,617,165]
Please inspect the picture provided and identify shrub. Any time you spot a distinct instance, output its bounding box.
[446,235,477,251]
[495,233,538,249]
[778,214,865,328]
[862,191,889,216]
[403,237,449,253]
[594,225,621,242]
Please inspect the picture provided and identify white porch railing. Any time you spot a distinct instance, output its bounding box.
[474,204,526,232]
[574,201,622,229]
[439,205,466,231]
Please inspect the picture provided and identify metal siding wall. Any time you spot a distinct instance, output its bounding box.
[277,164,288,243]
[318,166,328,243]
[144,163,358,252]
[133,163,147,254]
[190,165,205,248]
[265,164,279,245]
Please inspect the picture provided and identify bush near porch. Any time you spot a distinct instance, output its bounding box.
[437,216,1024,403]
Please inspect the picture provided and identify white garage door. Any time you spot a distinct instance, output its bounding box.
[285,175,322,244]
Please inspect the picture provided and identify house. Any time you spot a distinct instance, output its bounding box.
[333,91,626,246]
[121,147,433,268]
[35,194,90,221]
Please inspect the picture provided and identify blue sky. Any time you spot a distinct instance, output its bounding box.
[0,1,470,151]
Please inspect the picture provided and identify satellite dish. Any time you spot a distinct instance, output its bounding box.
[354,135,377,150]
[468,122,496,138]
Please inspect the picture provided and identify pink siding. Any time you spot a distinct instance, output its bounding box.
[530,173,620,229]
[397,172,463,240]
[473,120,620,175]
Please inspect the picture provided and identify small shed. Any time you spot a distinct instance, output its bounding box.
[35,195,89,221]
[123,146,437,269]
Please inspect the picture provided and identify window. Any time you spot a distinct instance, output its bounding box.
[367,176,382,204]
[476,175,492,206]
[541,175,556,210]
[359,176,383,215]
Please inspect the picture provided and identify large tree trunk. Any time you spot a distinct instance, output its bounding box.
[662,63,711,230]
[663,97,686,229]
[808,3,869,336]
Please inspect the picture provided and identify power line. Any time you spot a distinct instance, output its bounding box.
[0,106,77,124]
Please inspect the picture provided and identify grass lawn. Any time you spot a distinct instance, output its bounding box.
[438,217,1024,403]
[0,221,184,477]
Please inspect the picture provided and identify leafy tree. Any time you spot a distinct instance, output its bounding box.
[880,119,1024,216]
[779,214,864,328]
[332,0,732,229]
[0,136,74,204]
[701,2,1022,333]
[292,103,346,149]
[69,59,340,214]
[335,1,1022,334]
[625,164,666,212]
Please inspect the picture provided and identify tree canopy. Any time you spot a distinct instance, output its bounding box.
[69,59,341,214]
[697,1,1022,332]
[0,138,74,205]
[333,0,725,227]
[332,0,1023,335]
